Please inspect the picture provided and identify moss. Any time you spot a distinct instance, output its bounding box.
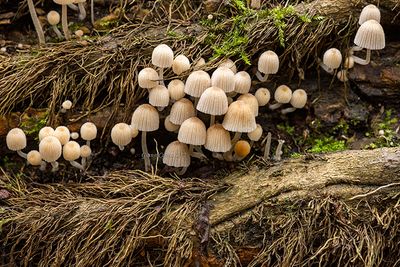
[277,122,295,135]
[307,136,347,154]
[365,109,400,149]
[19,110,48,139]
[290,152,302,158]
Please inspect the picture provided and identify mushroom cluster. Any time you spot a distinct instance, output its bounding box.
[6,100,96,172]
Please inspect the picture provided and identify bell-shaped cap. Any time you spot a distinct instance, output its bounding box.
[54,126,70,145]
[290,89,308,108]
[354,20,385,50]
[222,100,256,133]
[211,67,235,93]
[152,44,174,68]
[359,4,380,25]
[149,85,169,108]
[197,86,228,116]
[184,70,211,97]
[258,50,279,74]
[80,122,97,141]
[163,141,190,168]
[39,136,62,162]
[255,88,270,106]
[111,123,132,147]
[323,48,342,69]
[6,128,26,151]
[63,141,81,161]
[138,67,159,89]
[237,93,259,116]
[248,124,263,141]
[178,117,207,145]
[274,85,292,104]
[172,55,190,75]
[169,98,196,125]
[168,79,185,101]
[204,124,231,153]
[131,104,159,132]
[234,71,251,94]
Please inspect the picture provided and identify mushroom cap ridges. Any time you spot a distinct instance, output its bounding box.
[258,50,279,74]
[323,48,342,69]
[237,93,259,116]
[211,67,235,93]
[354,20,385,50]
[6,128,27,151]
[163,141,190,168]
[63,141,81,161]
[164,115,180,132]
[80,122,97,141]
[219,59,237,74]
[255,88,271,106]
[178,117,207,145]
[184,70,211,97]
[54,126,71,145]
[152,44,174,68]
[169,98,196,125]
[359,4,380,25]
[80,145,92,158]
[149,85,170,107]
[172,55,191,75]
[274,85,292,104]
[39,136,62,162]
[27,150,42,166]
[234,71,252,94]
[248,124,263,141]
[204,124,231,153]
[47,11,60,25]
[138,67,159,89]
[290,89,308,108]
[39,126,55,141]
[197,86,228,116]
[111,123,132,146]
[222,100,256,133]
[131,104,160,132]
[168,79,185,101]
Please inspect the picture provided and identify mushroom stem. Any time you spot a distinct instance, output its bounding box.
[263,132,272,160]
[233,153,246,162]
[177,167,188,175]
[318,60,334,74]
[352,49,371,65]
[67,3,79,11]
[256,71,268,82]
[91,0,95,25]
[17,150,27,159]
[81,157,87,169]
[118,145,125,151]
[52,25,63,39]
[27,0,45,45]
[86,140,91,147]
[210,115,215,126]
[348,45,363,55]
[78,2,87,20]
[61,4,71,40]
[212,152,224,160]
[273,139,285,161]
[141,131,151,172]
[231,132,242,145]
[50,161,59,172]
[269,102,283,110]
[70,160,84,170]
[281,107,297,114]
[40,161,46,171]
[223,132,242,161]
[158,68,165,86]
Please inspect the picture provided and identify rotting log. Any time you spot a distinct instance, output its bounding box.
[2,147,400,266]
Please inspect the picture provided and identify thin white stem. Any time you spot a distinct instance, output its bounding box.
[319,61,334,74]
[269,102,283,110]
[118,145,125,151]
[158,67,165,86]
[86,140,91,147]
[273,140,285,161]
[281,107,297,114]
[177,166,188,175]
[352,49,371,65]
[61,5,71,40]
[52,25,63,39]
[67,3,79,11]
[70,160,84,170]
[50,161,59,172]
[212,152,224,160]
[142,131,150,171]
[78,2,86,20]
[256,71,268,82]
[263,132,272,160]
[210,115,215,126]
[348,45,363,55]
[27,0,45,45]
[40,161,46,171]
[17,150,27,159]
[81,157,87,169]
[91,0,95,25]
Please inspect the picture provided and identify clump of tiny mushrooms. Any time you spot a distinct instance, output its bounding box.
[319,4,385,82]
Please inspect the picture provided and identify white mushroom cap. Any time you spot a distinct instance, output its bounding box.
[131,126,139,138]
[39,126,55,141]
[75,30,84,37]
[138,67,159,89]
[53,126,70,145]
[344,56,354,69]
[54,0,75,5]
[27,150,42,166]
[354,20,385,50]
[63,141,81,161]
[248,124,263,141]
[197,86,228,116]
[71,132,79,139]
[204,124,231,153]
[290,89,308,108]
[258,50,279,74]
[172,55,191,75]
[336,70,348,82]
[62,100,72,110]
[169,98,196,125]
[164,115,180,132]
[111,123,132,147]
[80,145,92,158]
[237,93,259,116]
[178,117,207,145]
[168,79,185,101]
[219,59,237,74]
[255,88,271,106]
[152,44,174,68]
[47,10,60,25]
[131,104,160,132]
[80,122,97,141]
[323,48,342,69]
[6,128,27,151]
[359,4,380,25]
[184,70,211,97]
[274,85,292,104]
[163,141,190,168]
[222,100,256,133]
[149,85,170,108]
[211,67,235,93]
[194,57,206,69]
[39,136,62,162]
[234,71,251,94]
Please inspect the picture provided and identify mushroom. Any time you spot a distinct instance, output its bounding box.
[6,128,27,159]
[39,136,62,171]
[80,145,91,169]
[184,70,211,108]
[269,85,292,110]
[168,79,185,101]
[255,88,271,106]
[63,141,84,170]
[75,29,84,39]
[53,126,70,145]
[111,123,132,150]
[163,141,191,175]
[194,57,206,70]
[27,150,46,170]
[149,85,170,111]
[359,4,380,25]
[273,139,285,161]
[74,0,87,20]
[178,117,207,159]
[257,50,279,82]
[233,140,251,161]
[38,126,55,141]
[152,44,174,85]
[169,98,196,125]
[237,93,259,117]
[196,86,228,126]
[247,124,263,147]
[281,89,307,114]
[54,0,75,40]
[320,48,342,74]
[80,122,97,147]
[131,104,159,171]
[219,59,237,74]
[211,67,235,93]
[204,124,231,160]
[61,100,72,113]
[27,0,45,44]
[172,55,191,75]
[344,56,354,69]
[70,132,79,139]
[47,11,63,39]
[138,67,159,89]
[164,115,180,132]
[352,20,385,65]
[234,71,252,94]
[250,0,261,9]
[337,70,348,82]
[90,0,95,25]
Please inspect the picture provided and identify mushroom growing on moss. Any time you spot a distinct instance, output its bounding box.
[6,128,27,159]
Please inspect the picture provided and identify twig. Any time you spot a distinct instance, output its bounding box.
[349,182,400,200]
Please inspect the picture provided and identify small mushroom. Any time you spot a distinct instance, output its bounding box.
[237,93,259,117]
[39,126,55,141]
[269,85,292,110]
[172,55,191,75]
[152,44,174,85]
[63,141,84,170]
[194,57,206,70]
[75,29,84,39]
[320,48,342,74]
[257,50,279,82]
[47,11,63,39]
[168,79,185,101]
[80,122,97,147]
[184,70,211,107]
[247,124,263,147]
[27,150,46,170]
[80,145,92,169]
[164,115,180,132]
[359,4,380,25]
[27,0,45,44]
[281,89,307,114]
[111,123,132,150]
[255,88,271,106]
[169,98,196,125]
[344,56,354,69]
[70,132,79,139]
[211,67,235,93]
[234,71,252,94]
[6,128,27,159]
[205,124,232,160]
[219,59,237,74]
[163,141,190,175]
[178,117,207,159]
[337,70,348,82]
[149,85,170,111]
[61,100,72,113]
[39,136,62,171]
[53,126,71,145]
[138,67,159,89]
[233,140,251,161]
[197,86,228,126]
